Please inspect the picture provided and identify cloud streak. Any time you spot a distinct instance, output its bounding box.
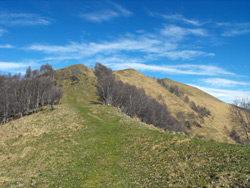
[216,22,250,37]
[189,84,250,103]
[0,62,36,71]
[26,24,213,61]
[160,25,208,41]
[0,13,52,26]
[80,2,132,22]
[201,78,250,87]
[102,62,234,76]
[158,14,203,26]
[0,44,14,48]
[154,13,250,38]
[26,40,212,60]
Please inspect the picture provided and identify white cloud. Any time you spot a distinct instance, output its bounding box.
[110,1,132,16]
[0,44,14,48]
[26,26,213,61]
[80,2,132,22]
[217,22,250,37]
[201,78,250,87]
[27,39,212,61]
[156,14,250,38]
[0,61,41,75]
[189,84,250,103]
[27,37,162,55]
[0,62,31,71]
[188,28,208,36]
[80,10,119,22]
[0,13,52,26]
[102,62,234,76]
[161,50,214,60]
[160,25,208,41]
[156,13,203,26]
[222,29,250,37]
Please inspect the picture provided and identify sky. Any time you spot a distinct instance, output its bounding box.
[0,0,250,103]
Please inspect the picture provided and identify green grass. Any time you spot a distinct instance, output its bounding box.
[0,64,250,187]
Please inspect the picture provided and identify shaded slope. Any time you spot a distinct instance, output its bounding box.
[0,64,249,187]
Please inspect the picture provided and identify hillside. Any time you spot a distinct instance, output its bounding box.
[0,64,249,187]
[115,68,240,143]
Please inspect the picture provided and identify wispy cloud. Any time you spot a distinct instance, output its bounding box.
[160,50,214,60]
[26,22,214,61]
[110,1,132,16]
[154,12,250,38]
[201,78,250,87]
[216,22,250,37]
[101,62,234,76]
[160,25,208,41]
[0,62,37,73]
[189,84,250,103]
[26,35,212,61]
[222,28,250,37]
[158,13,203,26]
[0,13,52,26]
[27,38,161,54]
[0,44,14,48]
[80,2,132,22]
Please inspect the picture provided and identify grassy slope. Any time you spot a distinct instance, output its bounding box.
[115,69,237,143]
[0,64,249,187]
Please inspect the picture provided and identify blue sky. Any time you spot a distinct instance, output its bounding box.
[0,0,250,103]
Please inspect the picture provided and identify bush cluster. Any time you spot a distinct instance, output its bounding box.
[230,130,242,144]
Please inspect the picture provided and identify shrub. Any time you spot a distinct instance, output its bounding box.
[230,130,242,144]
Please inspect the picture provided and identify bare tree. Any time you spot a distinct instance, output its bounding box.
[53,87,64,108]
[231,98,250,143]
[94,63,116,105]
[40,63,55,77]
[25,66,32,79]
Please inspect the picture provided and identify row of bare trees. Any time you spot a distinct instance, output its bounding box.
[157,79,211,118]
[0,64,63,124]
[95,63,187,134]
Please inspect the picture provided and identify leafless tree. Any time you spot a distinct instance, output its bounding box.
[53,87,64,108]
[94,63,116,105]
[231,98,250,143]
[40,63,55,77]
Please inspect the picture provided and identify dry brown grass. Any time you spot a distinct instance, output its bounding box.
[115,69,238,144]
